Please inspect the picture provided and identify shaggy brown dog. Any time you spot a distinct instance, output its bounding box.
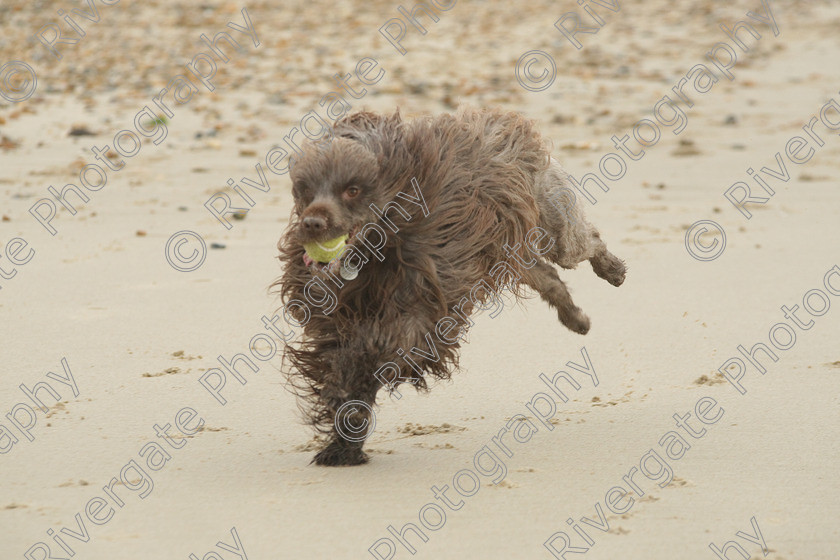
[273,107,625,466]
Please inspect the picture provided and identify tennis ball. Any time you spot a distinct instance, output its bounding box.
[303,235,348,263]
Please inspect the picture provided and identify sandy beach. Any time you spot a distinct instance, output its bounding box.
[1,0,839,558]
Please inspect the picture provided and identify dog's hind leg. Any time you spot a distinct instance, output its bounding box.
[534,159,626,287]
[589,241,626,287]
[521,260,590,334]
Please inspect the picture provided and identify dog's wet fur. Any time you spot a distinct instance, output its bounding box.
[273,107,625,466]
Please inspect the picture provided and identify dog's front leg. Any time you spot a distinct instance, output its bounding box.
[312,344,384,466]
[312,393,376,466]
[310,316,434,466]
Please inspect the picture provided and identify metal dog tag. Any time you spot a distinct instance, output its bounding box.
[339,263,359,280]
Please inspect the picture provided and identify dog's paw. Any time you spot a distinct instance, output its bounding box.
[560,308,591,335]
[312,441,369,466]
[591,253,626,287]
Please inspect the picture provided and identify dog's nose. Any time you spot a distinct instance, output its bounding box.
[302,216,327,232]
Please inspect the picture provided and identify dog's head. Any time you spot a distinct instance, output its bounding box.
[288,137,383,256]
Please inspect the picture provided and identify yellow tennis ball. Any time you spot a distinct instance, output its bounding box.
[303,235,348,263]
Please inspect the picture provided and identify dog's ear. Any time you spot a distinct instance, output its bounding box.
[335,111,379,139]
[288,138,318,180]
[289,135,335,182]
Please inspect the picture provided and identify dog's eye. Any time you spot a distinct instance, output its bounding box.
[344,186,360,199]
